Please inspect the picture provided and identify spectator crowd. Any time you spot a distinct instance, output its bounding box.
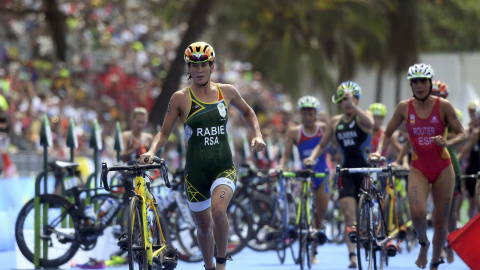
[0,1,298,176]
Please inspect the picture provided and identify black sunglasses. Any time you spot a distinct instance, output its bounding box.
[410,78,428,84]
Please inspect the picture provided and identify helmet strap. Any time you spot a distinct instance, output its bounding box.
[200,80,209,87]
[411,79,432,102]
[413,92,430,102]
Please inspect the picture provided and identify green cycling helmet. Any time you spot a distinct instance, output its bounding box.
[407,63,434,80]
[332,81,362,103]
[369,103,387,117]
[297,95,320,111]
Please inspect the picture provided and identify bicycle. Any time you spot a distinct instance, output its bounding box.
[100,156,177,270]
[336,157,392,270]
[324,179,345,245]
[15,160,129,268]
[280,167,329,270]
[380,168,415,269]
[461,172,480,211]
[258,168,301,265]
[234,163,281,252]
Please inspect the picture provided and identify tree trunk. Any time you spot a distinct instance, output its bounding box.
[375,65,383,103]
[43,0,67,62]
[149,0,217,126]
[395,72,402,104]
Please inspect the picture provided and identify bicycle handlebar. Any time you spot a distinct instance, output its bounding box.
[390,168,410,178]
[335,164,393,190]
[273,167,329,179]
[100,156,171,191]
[282,171,328,179]
[460,172,480,180]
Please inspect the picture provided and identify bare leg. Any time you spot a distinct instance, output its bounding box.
[408,168,430,269]
[446,193,460,263]
[193,210,215,269]
[311,180,329,264]
[340,197,357,269]
[211,185,233,270]
[430,166,454,269]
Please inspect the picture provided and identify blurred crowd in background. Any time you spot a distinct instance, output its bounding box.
[0,1,300,177]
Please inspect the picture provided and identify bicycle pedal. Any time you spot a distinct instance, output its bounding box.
[348,233,357,243]
[117,231,128,251]
[264,229,282,242]
[311,230,327,245]
[158,247,178,269]
[346,226,357,243]
[398,227,408,240]
[386,241,398,257]
[287,226,298,239]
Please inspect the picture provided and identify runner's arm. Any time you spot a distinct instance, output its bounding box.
[373,102,407,158]
[278,128,295,170]
[227,85,265,151]
[442,100,467,148]
[304,117,335,165]
[141,92,182,163]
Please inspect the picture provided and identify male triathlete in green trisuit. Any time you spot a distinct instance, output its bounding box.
[141,41,265,270]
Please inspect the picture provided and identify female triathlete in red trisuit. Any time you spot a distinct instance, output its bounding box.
[370,63,466,270]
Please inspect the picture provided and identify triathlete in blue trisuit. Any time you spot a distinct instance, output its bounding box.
[277,95,329,264]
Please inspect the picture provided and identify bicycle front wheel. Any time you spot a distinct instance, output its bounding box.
[297,195,311,270]
[357,193,376,270]
[128,196,148,270]
[15,194,81,268]
[375,192,388,270]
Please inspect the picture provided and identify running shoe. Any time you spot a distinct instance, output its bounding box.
[76,258,106,269]
[105,255,127,267]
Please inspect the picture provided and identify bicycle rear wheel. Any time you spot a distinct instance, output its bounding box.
[128,196,147,270]
[15,194,81,268]
[161,202,202,263]
[325,189,345,245]
[357,193,376,270]
[226,199,252,256]
[397,194,416,252]
[246,193,278,252]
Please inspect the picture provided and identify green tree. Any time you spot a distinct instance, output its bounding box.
[149,0,218,126]
[208,0,388,114]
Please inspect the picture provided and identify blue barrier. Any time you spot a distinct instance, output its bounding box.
[0,177,55,251]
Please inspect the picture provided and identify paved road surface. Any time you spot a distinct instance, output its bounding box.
[4,228,470,270]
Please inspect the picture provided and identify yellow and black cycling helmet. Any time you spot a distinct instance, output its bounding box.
[184,42,215,63]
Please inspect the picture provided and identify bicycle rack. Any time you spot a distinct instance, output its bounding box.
[33,115,53,268]
[114,121,123,163]
[62,118,78,199]
[84,119,102,202]
[32,117,104,268]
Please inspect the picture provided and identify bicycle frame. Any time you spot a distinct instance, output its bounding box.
[283,169,328,270]
[384,169,412,239]
[101,156,171,269]
[336,165,392,248]
[283,170,327,232]
[132,172,168,265]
